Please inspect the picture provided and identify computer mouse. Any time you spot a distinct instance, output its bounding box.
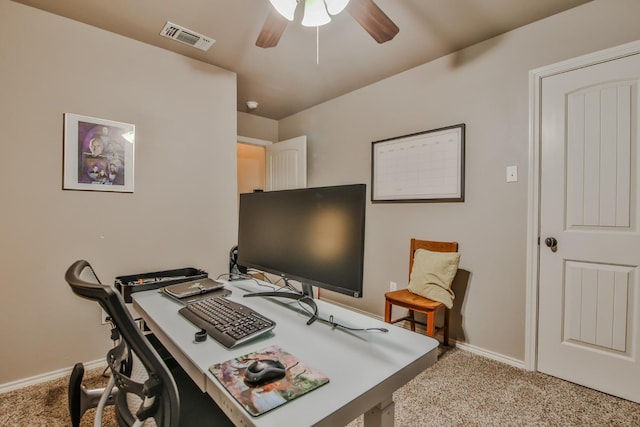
[244,359,286,386]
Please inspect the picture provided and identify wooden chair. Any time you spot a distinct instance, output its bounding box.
[384,239,458,346]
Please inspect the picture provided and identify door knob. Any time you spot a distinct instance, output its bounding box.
[544,237,558,253]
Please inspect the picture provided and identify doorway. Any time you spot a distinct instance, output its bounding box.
[237,135,308,201]
[527,40,640,402]
[237,142,266,195]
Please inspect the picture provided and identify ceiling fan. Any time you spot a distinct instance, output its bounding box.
[256,0,399,48]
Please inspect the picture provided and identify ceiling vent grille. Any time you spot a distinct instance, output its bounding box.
[160,22,215,51]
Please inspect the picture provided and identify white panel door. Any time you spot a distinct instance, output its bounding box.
[538,53,640,402]
[266,135,307,190]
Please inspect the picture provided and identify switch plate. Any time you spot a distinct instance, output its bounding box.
[389,281,397,292]
[506,165,518,182]
[101,309,110,325]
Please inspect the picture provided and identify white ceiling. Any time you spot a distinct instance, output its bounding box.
[12,0,592,120]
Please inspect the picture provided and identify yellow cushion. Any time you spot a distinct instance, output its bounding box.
[407,249,460,309]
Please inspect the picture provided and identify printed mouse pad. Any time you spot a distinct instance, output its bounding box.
[209,345,329,416]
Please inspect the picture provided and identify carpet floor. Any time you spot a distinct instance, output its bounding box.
[1,348,639,426]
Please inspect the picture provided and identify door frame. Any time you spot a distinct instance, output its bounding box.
[525,40,640,371]
[237,135,272,197]
[237,135,272,146]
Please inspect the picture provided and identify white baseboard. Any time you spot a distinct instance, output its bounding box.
[454,341,525,369]
[0,359,106,394]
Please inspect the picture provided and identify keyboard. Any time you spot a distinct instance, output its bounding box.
[178,296,276,348]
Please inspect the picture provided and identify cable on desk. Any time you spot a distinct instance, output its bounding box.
[325,315,389,333]
[294,303,389,333]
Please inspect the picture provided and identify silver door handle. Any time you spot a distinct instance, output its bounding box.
[544,237,558,253]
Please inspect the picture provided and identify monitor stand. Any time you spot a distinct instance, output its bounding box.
[243,279,318,325]
[300,283,313,298]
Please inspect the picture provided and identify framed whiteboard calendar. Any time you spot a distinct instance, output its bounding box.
[371,124,465,202]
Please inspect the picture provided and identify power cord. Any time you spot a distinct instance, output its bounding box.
[323,314,389,333]
[292,297,388,333]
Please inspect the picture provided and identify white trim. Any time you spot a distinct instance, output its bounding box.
[0,359,106,394]
[525,63,543,371]
[455,341,525,369]
[530,40,640,79]
[237,135,273,146]
[525,39,640,372]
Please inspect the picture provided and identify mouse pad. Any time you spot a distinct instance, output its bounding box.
[209,345,329,417]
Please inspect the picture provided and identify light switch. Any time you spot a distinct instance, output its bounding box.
[506,165,518,183]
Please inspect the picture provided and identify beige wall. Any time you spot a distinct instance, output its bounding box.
[237,111,278,142]
[278,0,640,361]
[0,1,237,384]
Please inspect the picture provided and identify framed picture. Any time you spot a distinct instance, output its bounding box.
[371,124,465,202]
[63,113,135,192]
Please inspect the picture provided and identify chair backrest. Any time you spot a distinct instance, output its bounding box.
[409,239,459,280]
[65,260,180,426]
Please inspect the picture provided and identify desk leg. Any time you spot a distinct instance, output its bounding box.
[363,396,394,427]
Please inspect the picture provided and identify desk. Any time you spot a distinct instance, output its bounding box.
[132,279,439,427]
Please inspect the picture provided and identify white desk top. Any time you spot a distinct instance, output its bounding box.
[133,279,438,427]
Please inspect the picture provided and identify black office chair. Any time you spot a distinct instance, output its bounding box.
[65,259,233,426]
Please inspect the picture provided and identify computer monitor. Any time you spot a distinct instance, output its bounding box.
[237,184,366,305]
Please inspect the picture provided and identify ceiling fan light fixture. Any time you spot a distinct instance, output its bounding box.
[301,0,332,27]
[268,0,297,21]
[324,0,351,15]
[258,0,398,48]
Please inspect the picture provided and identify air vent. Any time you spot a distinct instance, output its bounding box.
[160,22,215,51]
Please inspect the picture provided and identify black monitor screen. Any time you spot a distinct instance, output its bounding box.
[237,184,366,298]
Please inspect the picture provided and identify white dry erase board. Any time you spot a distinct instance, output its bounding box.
[371,124,465,202]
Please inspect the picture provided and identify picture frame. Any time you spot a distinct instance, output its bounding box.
[371,124,465,202]
[63,113,135,192]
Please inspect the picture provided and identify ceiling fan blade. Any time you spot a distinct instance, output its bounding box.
[347,0,399,44]
[256,8,289,48]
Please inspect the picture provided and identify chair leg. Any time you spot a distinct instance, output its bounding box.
[443,308,450,347]
[408,310,416,331]
[425,310,436,338]
[384,300,392,323]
